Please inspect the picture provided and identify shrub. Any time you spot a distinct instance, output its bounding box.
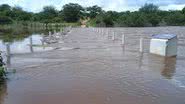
[0,16,13,25]
[0,53,6,80]
[0,67,6,80]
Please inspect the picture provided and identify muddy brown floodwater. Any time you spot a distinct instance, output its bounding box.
[1,27,185,104]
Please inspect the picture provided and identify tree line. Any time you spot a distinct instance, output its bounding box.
[1,3,185,27]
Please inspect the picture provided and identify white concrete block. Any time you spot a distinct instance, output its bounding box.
[150,34,177,57]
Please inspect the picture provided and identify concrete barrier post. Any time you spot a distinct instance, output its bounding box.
[49,31,52,36]
[29,37,33,53]
[122,34,125,45]
[140,38,143,52]
[54,30,57,35]
[6,43,10,57]
[112,32,115,40]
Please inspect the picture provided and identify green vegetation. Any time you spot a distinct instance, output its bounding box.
[0,16,13,25]
[0,27,47,43]
[0,54,6,80]
[0,67,6,80]
[1,3,185,27]
[63,3,84,22]
[12,69,16,74]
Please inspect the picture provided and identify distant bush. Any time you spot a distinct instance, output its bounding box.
[0,16,13,25]
[165,11,185,26]
[0,54,6,80]
[1,3,185,27]
[113,12,147,27]
[103,17,114,27]
[147,13,161,26]
[0,67,6,80]
[63,3,84,22]
[51,17,64,23]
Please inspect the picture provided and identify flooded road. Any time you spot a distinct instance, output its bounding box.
[0,27,185,104]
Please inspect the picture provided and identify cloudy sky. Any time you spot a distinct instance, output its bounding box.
[0,0,185,12]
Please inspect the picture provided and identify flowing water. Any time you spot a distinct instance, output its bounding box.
[0,35,53,54]
[0,27,185,104]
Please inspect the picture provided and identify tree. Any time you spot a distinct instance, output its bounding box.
[1,3,185,27]
[39,6,58,21]
[133,13,147,27]
[30,13,41,21]
[10,6,27,20]
[0,4,11,11]
[147,13,160,26]
[165,11,185,25]
[182,7,185,14]
[0,16,13,25]
[139,3,160,26]
[0,4,12,17]
[103,16,114,27]
[139,3,159,13]
[52,17,64,22]
[105,11,119,21]
[62,3,84,22]
[86,5,102,18]
[116,15,127,27]
[115,12,148,27]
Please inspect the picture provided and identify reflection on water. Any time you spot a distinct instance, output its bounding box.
[0,28,58,67]
[148,54,176,79]
[5,43,11,66]
[0,27,184,104]
[161,57,176,79]
[29,37,33,53]
[0,35,48,54]
[138,52,176,79]
[0,35,53,67]
[0,81,7,104]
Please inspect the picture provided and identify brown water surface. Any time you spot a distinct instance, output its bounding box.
[0,27,185,104]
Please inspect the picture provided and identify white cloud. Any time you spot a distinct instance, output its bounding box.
[0,0,185,12]
[101,0,127,11]
[160,4,185,11]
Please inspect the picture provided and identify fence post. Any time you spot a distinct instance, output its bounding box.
[140,37,143,52]
[6,43,10,57]
[112,32,115,40]
[122,34,125,45]
[106,30,109,35]
[49,31,52,36]
[29,37,33,53]
[41,34,45,46]
[54,30,57,35]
